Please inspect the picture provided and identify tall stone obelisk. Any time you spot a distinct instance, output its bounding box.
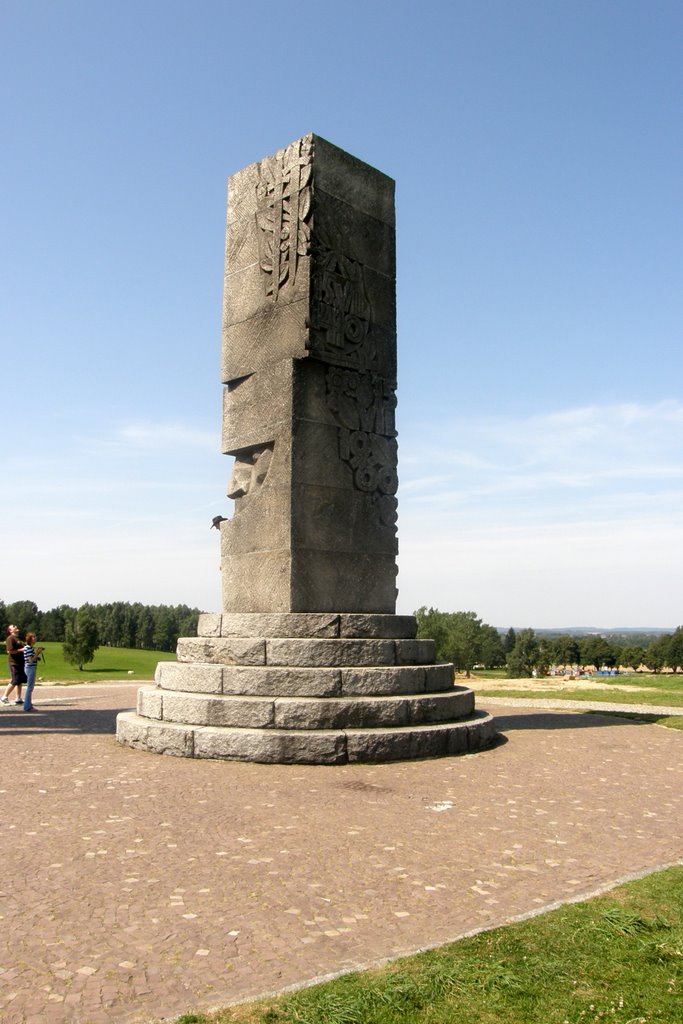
[117,134,496,763]
[220,134,398,613]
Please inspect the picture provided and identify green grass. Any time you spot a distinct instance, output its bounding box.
[1,641,175,684]
[170,866,683,1024]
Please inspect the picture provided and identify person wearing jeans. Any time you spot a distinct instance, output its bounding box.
[22,632,44,712]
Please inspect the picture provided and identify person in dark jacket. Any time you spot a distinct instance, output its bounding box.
[2,624,26,705]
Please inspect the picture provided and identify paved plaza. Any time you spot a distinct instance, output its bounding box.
[1,682,682,1024]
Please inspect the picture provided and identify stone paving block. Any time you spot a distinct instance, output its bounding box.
[404,690,474,724]
[177,637,266,666]
[221,665,342,697]
[220,612,340,638]
[116,711,194,757]
[339,614,417,639]
[273,695,411,730]
[266,638,395,667]
[137,686,162,719]
[340,665,426,696]
[423,664,456,691]
[155,662,224,694]
[197,613,222,637]
[192,725,348,764]
[394,639,436,664]
[163,692,276,729]
[346,722,452,762]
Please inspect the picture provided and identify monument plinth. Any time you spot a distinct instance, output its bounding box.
[116,134,497,763]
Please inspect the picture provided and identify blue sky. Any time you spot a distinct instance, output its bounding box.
[2,0,681,628]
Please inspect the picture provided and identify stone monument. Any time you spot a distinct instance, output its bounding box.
[116,134,496,763]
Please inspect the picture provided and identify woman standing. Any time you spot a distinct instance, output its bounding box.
[1,625,26,705]
[22,633,44,712]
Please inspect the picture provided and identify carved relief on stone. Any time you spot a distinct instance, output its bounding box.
[326,367,396,437]
[255,137,313,298]
[227,444,274,502]
[325,367,398,533]
[310,242,373,369]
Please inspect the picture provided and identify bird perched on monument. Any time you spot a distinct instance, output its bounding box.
[210,515,228,530]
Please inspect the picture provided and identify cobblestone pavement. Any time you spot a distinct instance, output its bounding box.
[1,683,682,1024]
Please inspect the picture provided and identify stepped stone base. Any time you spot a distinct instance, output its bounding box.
[116,613,498,764]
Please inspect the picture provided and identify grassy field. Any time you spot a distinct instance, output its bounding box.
[471,669,683,708]
[171,865,683,1024]
[0,641,175,684]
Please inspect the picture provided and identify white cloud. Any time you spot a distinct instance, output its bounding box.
[396,401,683,625]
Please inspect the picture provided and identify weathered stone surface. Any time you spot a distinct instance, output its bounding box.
[346,723,450,763]
[137,686,162,719]
[155,662,224,694]
[117,706,497,763]
[265,638,395,667]
[289,551,398,613]
[118,135,498,766]
[395,639,436,665]
[193,727,347,765]
[220,135,399,616]
[219,613,340,639]
[176,637,266,666]
[273,695,410,731]
[424,664,456,690]
[162,692,275,729]
[339,614,416,639]
[340,666,426,696]
[117,712,194,757]
[221,360,293,452]
[221,551,293,613]
[221,665,342,697]
[404,690,474,723]
[197,613,222,637]
[465,711,498,751]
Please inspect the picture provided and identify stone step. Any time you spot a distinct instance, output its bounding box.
[116,709,497,764]
[198,612,418,640]
[176,636,436,668]
[155,661,455,697]
[137,685,475,731]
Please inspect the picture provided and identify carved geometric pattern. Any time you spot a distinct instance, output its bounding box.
[255,137,313,298]
[311,242,373,368]
[325,367,398,533]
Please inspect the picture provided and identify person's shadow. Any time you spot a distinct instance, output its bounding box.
[0,700,132,735]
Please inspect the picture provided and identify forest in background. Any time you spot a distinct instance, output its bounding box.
[1,598,201,653]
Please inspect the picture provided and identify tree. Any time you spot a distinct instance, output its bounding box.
[62,610,99,670]
[479,624,505,668]
[5,599,39,634]
[415,607,452,665]
[665,627,683,673]
[620,645,646,671]
[506,628,539,678]
[552,634,580,667]
[503,628,517,655]
[646,636,669,674]
[579,635,616,670]
[415,608,487,675]
[446,611,483,675]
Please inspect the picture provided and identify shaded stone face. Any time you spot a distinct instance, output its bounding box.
[221,134,398,613]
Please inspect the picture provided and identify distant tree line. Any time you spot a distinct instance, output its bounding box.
[415,608,682,677]
[1,598,202,654]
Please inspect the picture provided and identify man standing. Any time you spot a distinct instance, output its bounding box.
[1,624,26,705]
